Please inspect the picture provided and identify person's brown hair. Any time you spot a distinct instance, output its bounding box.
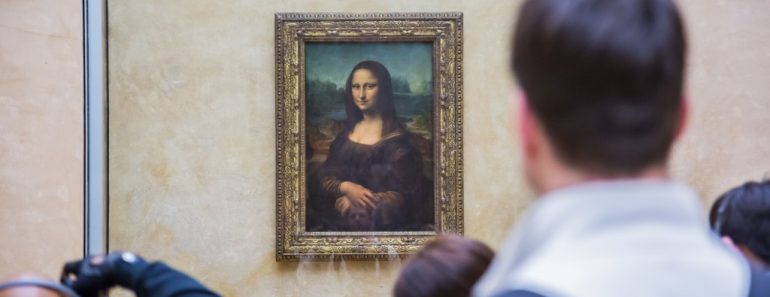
[393,235,494,297]
[710,180,770,265]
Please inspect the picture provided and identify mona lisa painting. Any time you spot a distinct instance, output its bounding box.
[275,13,463,260]
[306,45,435,233]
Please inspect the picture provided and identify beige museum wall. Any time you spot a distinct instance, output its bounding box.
[107,0,770,296]
[0,0,84,280]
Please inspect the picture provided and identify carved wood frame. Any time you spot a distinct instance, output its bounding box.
[275,12,463,261]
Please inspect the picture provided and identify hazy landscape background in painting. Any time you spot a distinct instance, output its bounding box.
[305,42,434,179]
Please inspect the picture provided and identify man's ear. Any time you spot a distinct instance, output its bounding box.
[721,236,738,251]
[517,92,537,158]
[675,95,689,140]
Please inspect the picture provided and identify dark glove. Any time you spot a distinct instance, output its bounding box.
[60,252,146,297]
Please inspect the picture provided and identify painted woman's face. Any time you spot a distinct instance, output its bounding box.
[351,69,379,112]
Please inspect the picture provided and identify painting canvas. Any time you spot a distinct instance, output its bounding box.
[275,12,463,260]
[305,43,435,232]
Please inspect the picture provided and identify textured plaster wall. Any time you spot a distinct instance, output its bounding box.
[107,0,770,296]
[0,0,83,280]
[671,0,770,202]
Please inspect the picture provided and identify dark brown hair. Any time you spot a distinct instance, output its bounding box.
[393,235,494,297]
[512,0,687,174]
[710,180,770,265]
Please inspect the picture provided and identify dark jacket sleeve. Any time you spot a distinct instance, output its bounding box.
[126,261,221,297]
[748,265,770,297]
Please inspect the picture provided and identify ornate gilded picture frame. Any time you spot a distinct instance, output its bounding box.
[275,12,463,260]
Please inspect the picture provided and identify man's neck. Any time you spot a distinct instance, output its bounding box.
[738,245,769,270]
[534,163,670,196]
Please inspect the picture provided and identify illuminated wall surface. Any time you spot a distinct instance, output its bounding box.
[107,1,770,295]
[1,0,769,295]
[0,0,83,280]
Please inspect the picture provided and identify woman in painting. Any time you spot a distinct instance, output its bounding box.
[311,60,432,231]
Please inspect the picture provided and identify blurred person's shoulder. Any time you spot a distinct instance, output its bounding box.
[493,290,545,297]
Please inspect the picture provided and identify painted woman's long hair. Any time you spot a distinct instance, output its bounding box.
[343,60,404,136]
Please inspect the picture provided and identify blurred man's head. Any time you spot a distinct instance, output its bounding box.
[512,0,687,193]
[345,205,372,231]
[394,235,494,297]
[710,180,770,269]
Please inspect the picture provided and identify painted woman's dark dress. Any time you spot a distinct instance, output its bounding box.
[308,128,433,231]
